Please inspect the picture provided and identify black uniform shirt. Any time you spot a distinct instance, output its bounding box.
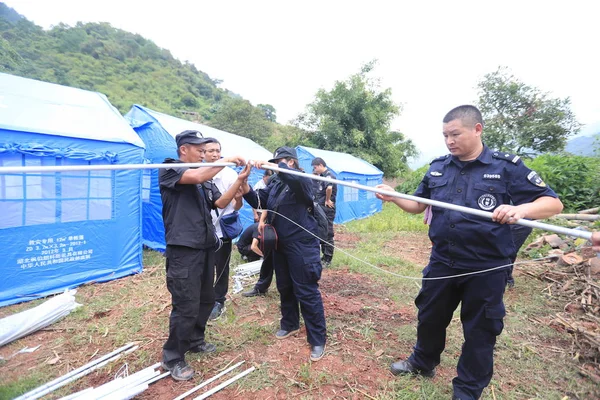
[159,158,222,249]
[414,145,557,269]
[314,168,337,205]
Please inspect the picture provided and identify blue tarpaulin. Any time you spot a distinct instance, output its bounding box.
[125,105,272,251]
[0,73,145,307]
[296,146,383,224]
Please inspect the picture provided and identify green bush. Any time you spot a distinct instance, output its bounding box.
[395,165,428,194]
[526,154,600,212]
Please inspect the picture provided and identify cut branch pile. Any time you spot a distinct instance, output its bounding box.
[522,210,600,380]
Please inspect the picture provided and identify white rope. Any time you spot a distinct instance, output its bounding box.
[261,208,557,281]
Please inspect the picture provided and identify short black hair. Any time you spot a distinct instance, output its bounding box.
[263,169,273,177]
[311,157,326,167]
[203,137,221,148]
[443,105,484,128]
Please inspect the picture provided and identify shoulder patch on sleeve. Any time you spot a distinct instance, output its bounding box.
[429,154,450,164]
[492,151,521,164]
[527,170,547,187]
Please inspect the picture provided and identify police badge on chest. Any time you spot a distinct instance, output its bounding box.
[477,193,497,210]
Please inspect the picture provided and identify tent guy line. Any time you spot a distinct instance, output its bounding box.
[261,206,559,281]
[0,161,592,241]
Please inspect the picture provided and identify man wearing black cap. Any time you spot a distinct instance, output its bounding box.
[245,147,327,362]
[159,129,251,381]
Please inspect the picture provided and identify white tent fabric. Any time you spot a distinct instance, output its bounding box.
[0,290,81,347]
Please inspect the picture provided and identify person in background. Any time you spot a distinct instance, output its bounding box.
[237,222,263,262]
[311,157,337,267]
[159,130,250,381]
[376,105,563,400]
[507,224,533,287]
[204,138,244,321]
[592,231,600,252]
[245,147,327,362]
[241,210,277,298]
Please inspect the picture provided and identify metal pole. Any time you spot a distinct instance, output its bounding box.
[15,342,136,400]
[172,360,245,400]
[259,164,593,241]
[0,162,236,174]
[193,366,255,400]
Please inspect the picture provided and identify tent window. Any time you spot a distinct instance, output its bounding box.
[142,169,151,203]
[343,179,359,202]
[366,178,380,199]
[0,155,115,229]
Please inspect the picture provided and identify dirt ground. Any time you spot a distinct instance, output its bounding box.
[1,228,598,399]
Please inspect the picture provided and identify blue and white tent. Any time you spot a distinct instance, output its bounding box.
[0,73,145,307]
[125,105,272,251]
[296,146,383,224]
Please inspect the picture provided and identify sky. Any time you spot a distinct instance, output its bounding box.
[4,0,600,167]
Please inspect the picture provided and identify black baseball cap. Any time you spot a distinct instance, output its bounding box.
[268,146,297,163]
[175,130,211,147]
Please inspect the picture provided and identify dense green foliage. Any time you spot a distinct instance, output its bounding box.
[526,154,600,212]
[0,4,226,118]
[477,67,581,155]
[294,61,418,177]
[395,165,429,194]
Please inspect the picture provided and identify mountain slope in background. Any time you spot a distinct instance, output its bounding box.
[566,133,599,156]
[0,3,231,120]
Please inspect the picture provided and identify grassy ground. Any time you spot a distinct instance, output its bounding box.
[0,204,598,399]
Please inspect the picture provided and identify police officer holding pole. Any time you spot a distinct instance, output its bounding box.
[376,105,563,400]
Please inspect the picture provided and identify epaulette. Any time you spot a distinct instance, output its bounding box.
[492,151,521,164]
[429,154,450,164]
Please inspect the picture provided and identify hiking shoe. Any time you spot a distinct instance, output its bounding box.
[310,345,326,361]
[162,360,195,381]
[189,342,216,354]
[275,328,299,339]
[208,302,225,321]
[322,261,331,268]
[390,359,435,378]
[242,287,267,297]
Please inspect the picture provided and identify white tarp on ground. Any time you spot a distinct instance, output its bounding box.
[0,290,81,347]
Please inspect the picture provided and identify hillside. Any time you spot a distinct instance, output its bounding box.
[0,3,230,120]
[566,133,599,156]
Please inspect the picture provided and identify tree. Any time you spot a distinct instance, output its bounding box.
[477,67,581,155]
[208,98,274,145]
[295,61,417,177]
[257,104,277,122]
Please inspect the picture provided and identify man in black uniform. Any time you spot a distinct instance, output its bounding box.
[376,105,563,399]
[159,130,250,381]
[311,157,337,267]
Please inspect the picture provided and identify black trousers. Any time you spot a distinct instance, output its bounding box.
[214,240,232,305]
[254,252,274,293]
[238,245,261,262]
[162,245,215,366]
[274,238,326,346]
[409,260,508,400]
[321,206,336,262]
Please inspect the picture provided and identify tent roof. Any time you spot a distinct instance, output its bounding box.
[130,105,272,160]
[0,73,144,148]
[297,146,383,176]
